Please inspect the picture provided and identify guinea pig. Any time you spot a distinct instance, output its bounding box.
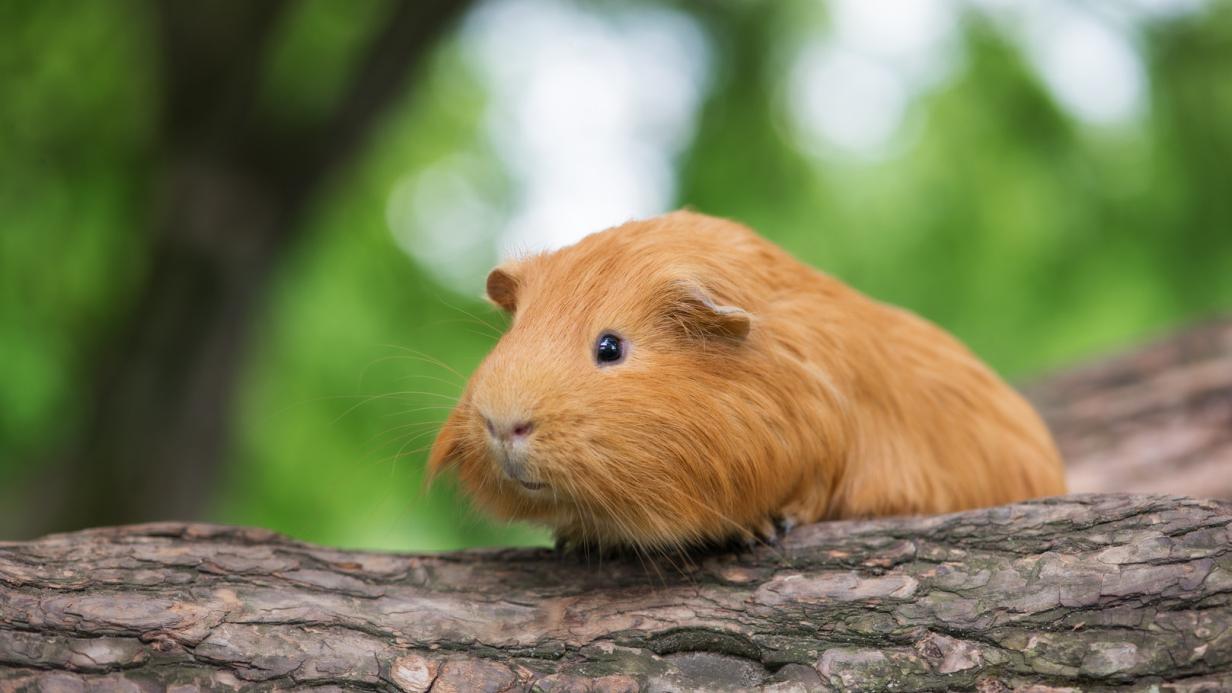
[428,210,1066,552]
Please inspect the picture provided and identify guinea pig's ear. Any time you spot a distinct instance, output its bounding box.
[671,281,752,341]
[485,265,519,313]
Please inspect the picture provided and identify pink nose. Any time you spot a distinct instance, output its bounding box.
[483,417,534,441]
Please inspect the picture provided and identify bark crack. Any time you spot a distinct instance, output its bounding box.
[3,494,1232,691]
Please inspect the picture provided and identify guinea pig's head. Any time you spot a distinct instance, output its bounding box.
[428,214,763,551]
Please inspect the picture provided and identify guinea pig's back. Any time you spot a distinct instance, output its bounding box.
[757,263,1066,520]
[583,213,1066,519]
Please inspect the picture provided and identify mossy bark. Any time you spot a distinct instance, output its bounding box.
[2,494,1230,691]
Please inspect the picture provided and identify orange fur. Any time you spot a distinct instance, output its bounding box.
[428,211,1066,551]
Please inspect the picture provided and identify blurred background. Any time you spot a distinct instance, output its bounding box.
[2,0,1230,550]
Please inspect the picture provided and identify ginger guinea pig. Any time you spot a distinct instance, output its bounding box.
[428,211,1066,551]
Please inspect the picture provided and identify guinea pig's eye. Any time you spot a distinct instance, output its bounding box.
[594,333,625,366]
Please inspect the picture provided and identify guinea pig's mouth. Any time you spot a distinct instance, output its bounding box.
[494,450,548,491]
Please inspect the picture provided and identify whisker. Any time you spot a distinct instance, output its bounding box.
[369,430,442,470]
[329,390,458,427]
[388,372,468,390]
[379,407,456,421]
[364,419,446,450]
[374,344,467,382]
[427,317,505,340]
[433,293,507,336]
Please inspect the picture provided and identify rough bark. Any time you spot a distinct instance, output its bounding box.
[1026,317,1232,500]
[2,494,1230,691]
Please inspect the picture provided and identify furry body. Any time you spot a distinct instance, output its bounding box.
[429,211,1066,551]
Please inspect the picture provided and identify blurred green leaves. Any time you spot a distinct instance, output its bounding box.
[0,0,152,465]
[1,0,1229,549]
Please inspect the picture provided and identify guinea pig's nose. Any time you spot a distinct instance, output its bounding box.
[482,416,534,442]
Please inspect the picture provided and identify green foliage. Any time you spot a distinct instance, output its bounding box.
[219,38,542,551]
[0,0,153,464]
[680,5,1231,377]
[1,1,1229,549]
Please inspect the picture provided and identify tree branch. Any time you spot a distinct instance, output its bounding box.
[1027,317,1232,499]
[282,0,474,201]
[19,0,476,538]
[2,494,1230,690]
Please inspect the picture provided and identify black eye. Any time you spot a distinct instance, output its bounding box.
[595,333,625,365]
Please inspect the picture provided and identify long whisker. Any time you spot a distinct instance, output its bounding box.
[427,317,506,340]
[369,429,444,470]
[364,419,446,450]
[375,344,467,382]
[390,372,470,390]
[432,293,508,336]
[329,390,458,426]
[379,406,457,419]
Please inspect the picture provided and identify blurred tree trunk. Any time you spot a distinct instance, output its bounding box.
[31,0,473,535]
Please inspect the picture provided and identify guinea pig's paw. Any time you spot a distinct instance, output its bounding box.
[552,534,591,558]
[743,515,799,550]
[774,515,798,537]
[749,518,783,547]
[552,534,626,562]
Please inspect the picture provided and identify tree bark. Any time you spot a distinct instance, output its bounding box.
[1026,317,1232,500]
[2,494,1230,691]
